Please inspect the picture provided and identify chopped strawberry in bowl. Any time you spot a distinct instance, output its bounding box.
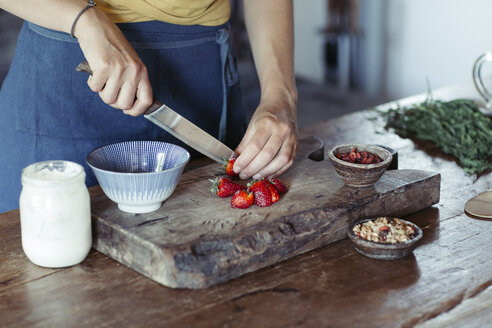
[328,144,393,187]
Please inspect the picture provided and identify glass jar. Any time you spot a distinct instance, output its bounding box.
[19,160,91,268]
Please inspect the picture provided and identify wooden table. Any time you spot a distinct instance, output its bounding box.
[2,82,492,328]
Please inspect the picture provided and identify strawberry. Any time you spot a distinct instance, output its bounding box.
[210,177,245,198]
[247,180,273,207]
[265,180,280,203]
[224,157,239,177]
[269,178,288,194]
[231,190,254,209]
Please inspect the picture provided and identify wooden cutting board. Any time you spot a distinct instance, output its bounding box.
[90,136,441,289]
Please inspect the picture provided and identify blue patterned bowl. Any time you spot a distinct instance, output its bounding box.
[87,141,190,214]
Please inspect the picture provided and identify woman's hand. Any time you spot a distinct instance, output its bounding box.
[234,97,298,180]
[0,1,152,116]
[74,7,153,116]
[237,0,298,179]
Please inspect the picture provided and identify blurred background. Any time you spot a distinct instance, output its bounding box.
[1,0,491,129]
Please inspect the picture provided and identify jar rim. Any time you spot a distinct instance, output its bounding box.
[21,160,86,187]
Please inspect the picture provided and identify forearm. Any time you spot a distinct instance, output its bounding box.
[243,0,298,111]
[233,0,298,180]
[1,0,153,115]
[0,0,93,35]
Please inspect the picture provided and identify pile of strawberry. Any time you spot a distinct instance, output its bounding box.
[209,158,288,209]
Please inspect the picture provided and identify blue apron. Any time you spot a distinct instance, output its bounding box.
[0,20,247,212]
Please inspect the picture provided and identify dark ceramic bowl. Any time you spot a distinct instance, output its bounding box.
[328,144,392,187]
[347,218,423,260]
[374,144,398,170]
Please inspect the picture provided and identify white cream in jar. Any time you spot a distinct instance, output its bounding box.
[20,160,91,268]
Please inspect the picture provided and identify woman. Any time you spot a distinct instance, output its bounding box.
[0,0,298,212]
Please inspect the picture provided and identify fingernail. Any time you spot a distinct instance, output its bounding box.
[239,173,248,180]
[253,174,262,180]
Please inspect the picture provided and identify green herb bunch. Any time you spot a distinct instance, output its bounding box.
[378,97,492,174]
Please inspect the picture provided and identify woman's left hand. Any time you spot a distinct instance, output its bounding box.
[236,0,298,180]
[233,98,298,180]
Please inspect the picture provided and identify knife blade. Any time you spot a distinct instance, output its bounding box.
[76,61,235,163]
[144,100,235,163]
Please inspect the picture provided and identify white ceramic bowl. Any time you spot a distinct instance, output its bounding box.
[87,141,190,214]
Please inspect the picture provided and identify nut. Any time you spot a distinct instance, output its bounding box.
[353,217,417,244]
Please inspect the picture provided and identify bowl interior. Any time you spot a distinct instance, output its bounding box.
[330,144,392,167]
[87,141,190,174]
[346,218,423,260]
[348,218,423,247]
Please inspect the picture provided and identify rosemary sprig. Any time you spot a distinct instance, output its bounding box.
[377,97,492,175]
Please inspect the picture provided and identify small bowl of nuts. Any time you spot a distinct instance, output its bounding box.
[347,217,423,260]
[328,144,392,187]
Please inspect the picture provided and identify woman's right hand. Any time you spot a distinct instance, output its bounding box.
[73,7,153,116]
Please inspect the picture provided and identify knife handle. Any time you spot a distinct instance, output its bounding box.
[145,99,163,115]
[75,61,94,75]
[76,60,163,115]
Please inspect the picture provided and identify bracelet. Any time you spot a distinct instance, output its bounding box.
[71,0,96,39]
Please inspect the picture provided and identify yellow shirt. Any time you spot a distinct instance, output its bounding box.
[97,0,230,26]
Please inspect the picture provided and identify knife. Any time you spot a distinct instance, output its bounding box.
[76,61,235,163]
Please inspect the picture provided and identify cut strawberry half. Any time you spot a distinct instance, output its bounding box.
[231,189,254,209]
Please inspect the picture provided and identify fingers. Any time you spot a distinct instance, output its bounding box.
[237,134,296,180]
[123,79,153,116]
[235,130,273,179]
[234,113,298,180]
[97,76,126,105]
[86,61,110,92]
[86,59,152,116]
[253,137,297,178]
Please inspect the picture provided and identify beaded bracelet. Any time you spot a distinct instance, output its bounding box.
[70,0,96,38]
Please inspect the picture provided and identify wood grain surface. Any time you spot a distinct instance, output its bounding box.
[91,136,439,288]
[1,81,492,327]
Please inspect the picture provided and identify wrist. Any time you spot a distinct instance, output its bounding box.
[71,0,96,38]
[72,2,106,40]
[260,84,298,114]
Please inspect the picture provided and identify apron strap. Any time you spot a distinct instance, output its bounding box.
[216,28,239,142]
